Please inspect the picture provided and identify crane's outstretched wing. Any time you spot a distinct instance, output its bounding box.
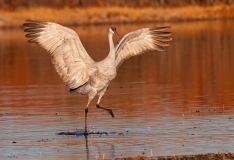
[115,27,172,68]
[24,20,96,90]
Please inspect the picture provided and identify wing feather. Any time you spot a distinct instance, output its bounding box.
[115,27,172,68]
[24,20,96,89]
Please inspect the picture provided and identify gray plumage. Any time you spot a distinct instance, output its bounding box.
[23,20,172,135]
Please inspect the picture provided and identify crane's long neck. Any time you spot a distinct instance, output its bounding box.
[107,32,115,58]
[99,31,117,76]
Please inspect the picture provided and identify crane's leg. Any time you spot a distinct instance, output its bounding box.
[84,91,96,136]
[96,87,115,118]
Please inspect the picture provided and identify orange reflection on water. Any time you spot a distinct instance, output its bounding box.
[0,20,234,159]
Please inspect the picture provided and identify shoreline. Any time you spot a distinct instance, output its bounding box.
[125,153,234,160]
[0,4,234,28]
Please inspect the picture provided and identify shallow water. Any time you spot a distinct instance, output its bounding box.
[1,20,234,159]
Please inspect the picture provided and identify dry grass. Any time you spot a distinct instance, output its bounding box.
[119,153,234,160]
[0,4,234,28]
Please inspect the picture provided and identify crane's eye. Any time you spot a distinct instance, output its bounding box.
[111,26,116,31]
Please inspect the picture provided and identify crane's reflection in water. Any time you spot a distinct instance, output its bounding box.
[1,20,234,159]
[85,136,89,160]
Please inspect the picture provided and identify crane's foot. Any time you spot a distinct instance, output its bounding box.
[96,104,115,118]
[83,131,89,136]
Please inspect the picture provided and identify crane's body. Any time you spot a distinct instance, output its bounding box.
[24,20,172,135]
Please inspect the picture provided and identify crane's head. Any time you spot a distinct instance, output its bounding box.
[109,26,119,36]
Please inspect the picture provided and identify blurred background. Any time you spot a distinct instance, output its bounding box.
[1,0,234,159]
[0,0,234,28]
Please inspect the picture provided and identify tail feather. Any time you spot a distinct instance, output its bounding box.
[70,88,79,93]
[69,82,87,93]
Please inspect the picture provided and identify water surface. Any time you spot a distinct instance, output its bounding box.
[1,20,234,159]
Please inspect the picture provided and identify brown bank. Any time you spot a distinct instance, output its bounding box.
[0,4,234,28]
[121,153,234,160]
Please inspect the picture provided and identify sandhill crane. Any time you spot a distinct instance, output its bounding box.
[23,20,172,135]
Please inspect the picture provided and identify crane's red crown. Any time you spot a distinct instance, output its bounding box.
[110,26,116,31]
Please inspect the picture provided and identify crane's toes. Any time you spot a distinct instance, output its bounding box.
[96,104,115,118]
[108,109,115,118]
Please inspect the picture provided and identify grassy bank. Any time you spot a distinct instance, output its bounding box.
[124,153,234,160]
[0,4,234,28]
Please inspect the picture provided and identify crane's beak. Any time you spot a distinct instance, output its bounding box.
[114,31,120,36]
